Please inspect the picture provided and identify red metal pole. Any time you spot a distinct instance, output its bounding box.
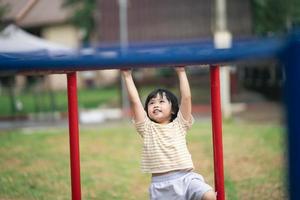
[210,65,225,200]
[67,72,82,200]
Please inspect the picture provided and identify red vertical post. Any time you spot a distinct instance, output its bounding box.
[67,72,82,200]
[210,65,225,200]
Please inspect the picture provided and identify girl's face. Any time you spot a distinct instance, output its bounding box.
[147,93,173,124]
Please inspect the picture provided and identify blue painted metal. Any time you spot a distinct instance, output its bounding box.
[282,31,300,200]
[1,31,300,200]
[0,37,286,75]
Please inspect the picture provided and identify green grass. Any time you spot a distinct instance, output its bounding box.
[0,120,287,199]
[0,87,120,117]
[0,83,210,117]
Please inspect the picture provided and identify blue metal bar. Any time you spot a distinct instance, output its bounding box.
[0,37,286,75]
[1,31,300,200]
[282,32,300,200]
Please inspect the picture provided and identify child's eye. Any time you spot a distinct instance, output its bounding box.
[160,100,165,103]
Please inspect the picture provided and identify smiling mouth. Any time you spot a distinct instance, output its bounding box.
[153,109,161,114]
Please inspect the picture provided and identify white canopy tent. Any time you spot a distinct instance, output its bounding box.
[0,24,72,117]
[0,24,71,53]
[0,24,74,90]
[0,24,121,123]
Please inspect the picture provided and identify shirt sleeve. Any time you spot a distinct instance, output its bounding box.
[177,111,194,132]
[132,112,150,138]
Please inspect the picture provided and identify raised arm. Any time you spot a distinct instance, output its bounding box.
[175,67,192,121]
[121,69,146,122]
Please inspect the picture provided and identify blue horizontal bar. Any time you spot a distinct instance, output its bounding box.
[0,37,288,75]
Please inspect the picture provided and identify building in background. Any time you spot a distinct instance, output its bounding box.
[2,0,261,96]
[96,0,252,43]
[96,0,254,103]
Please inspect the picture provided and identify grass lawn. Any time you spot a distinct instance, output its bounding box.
[0,120,287,200]
[0,83,211,118]
[0,87,120,117]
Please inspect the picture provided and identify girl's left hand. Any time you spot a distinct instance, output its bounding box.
[175,66,185,73]
[120,68,132,77]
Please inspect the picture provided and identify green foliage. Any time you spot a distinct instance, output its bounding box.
[0,2,10,30]
[252,0,300,35]
[63,0,97,43]
[0,2,9,18]
[290,0,300,24]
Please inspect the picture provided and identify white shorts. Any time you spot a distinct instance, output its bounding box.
[149,171,213,200]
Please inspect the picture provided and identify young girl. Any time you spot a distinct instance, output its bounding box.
[121,67,216,200]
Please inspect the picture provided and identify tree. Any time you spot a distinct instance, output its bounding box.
[251,0,300,35]
[63,0,97,44]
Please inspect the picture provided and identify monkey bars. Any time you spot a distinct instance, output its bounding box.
[0,34,299,200]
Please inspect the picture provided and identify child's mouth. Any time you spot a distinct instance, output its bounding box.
[153,109,161,114]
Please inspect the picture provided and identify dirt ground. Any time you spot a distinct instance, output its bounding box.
[234,101,284,124]
[192,89,285,125]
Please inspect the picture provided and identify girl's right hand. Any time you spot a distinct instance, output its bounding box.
[120,68,132,76]
[175,66,186,73]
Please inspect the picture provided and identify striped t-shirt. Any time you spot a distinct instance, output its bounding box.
[134,111,194,173]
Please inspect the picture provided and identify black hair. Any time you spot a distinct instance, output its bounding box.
[144,88,179,122]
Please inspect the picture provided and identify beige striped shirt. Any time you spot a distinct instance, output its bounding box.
[134,111,194,173]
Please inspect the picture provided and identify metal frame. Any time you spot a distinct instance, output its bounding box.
[0,33,299,200]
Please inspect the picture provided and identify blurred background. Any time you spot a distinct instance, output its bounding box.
[0,0,299,124]
[0,0,299,199]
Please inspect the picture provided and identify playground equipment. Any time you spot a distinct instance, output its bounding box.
[0,33,299,200]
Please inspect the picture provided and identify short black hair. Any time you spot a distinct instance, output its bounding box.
[144,88,179,122]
